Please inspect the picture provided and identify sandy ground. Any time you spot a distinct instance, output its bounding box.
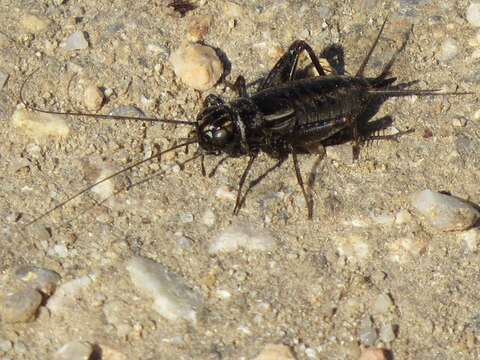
[0,0,480,359]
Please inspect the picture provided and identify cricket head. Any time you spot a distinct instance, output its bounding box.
[196,104,241,155]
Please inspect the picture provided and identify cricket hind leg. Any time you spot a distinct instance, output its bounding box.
[260,40,327,90]
[356,18,388,77]
[233,153,258,215]
[292,149,314,220]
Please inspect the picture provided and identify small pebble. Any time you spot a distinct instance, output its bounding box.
[169,43,223,91]
[459,228,479,252]
[0,72,8,90]
[410,190,480,231]
[254,344,296,360]
[224,1,244,18]
[46,276,93,313]
[388,237,426,263]
[326,143,354,165]
[452,116,468,127]
[83,84,104,111]
[201,209,216,226]
[358,347,386,360]
[215,185,236,201]
[12,109,69,141]
[438,38,458,62]
[372,293,393,315]
[179,212,194,223]
[20,14,49,33]
[54,341,93,360]
[335,233,370,262]
[61,31,89,51]
[109,106,145,118]
[126,256,203,323]
[15,266,61,295]
[0,339,12,353]
[98,345,127,360]
[209,223,276,253]
[90,168,115,202]
[467,3,480,27]
[0,288,42,323]
[359,315,378,346]
[379,323,396,343]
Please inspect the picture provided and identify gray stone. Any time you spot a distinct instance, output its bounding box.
[0,288,42,323]
[61,31,88,51]
[15,266,61,295]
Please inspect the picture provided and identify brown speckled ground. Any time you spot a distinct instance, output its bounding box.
[1,0,479,359]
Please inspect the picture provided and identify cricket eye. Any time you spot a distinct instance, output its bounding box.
[212,128,230,145]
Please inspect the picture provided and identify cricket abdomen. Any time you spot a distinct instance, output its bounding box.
[251,76,372,143]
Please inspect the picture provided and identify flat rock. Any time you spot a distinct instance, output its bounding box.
[0,288,42,323]
[126,256,203,323]
[410,190,479,231]
[20,14,49,33]
[209,223,277,253]
[467,3,480,27]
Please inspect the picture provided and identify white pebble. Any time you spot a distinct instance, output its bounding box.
[0,288,42,323]
[215,185,236,201]
[394,209,413,225]
[215,289,231,300]
[254,344,296,360]
[61,31,89,51]
[201,209,216,226]
[46,276,93,313]
[438,39,458,61]
[372,293,393,315]
[459,228,479,252]
[467,3,480,27]
[126,256,203,323]
[452,116,467,127]
[11,109,69,141]
[209,223,276,253]
[0,339,12,353]
[90,168,115,202]
[169,43,223,91]
[326,143,354,165]
[83,85,104,111]
[335,233,370,262]
[379,323,396,343]
[388,237,426,263]
[410,190,479,231]
[54,341,93,360]
[15,266,61,295]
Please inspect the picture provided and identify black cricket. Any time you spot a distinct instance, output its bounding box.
[21,20,467,225]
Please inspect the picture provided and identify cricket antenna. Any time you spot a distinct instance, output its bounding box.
[20,68,196,126]
[24,139,198,227]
